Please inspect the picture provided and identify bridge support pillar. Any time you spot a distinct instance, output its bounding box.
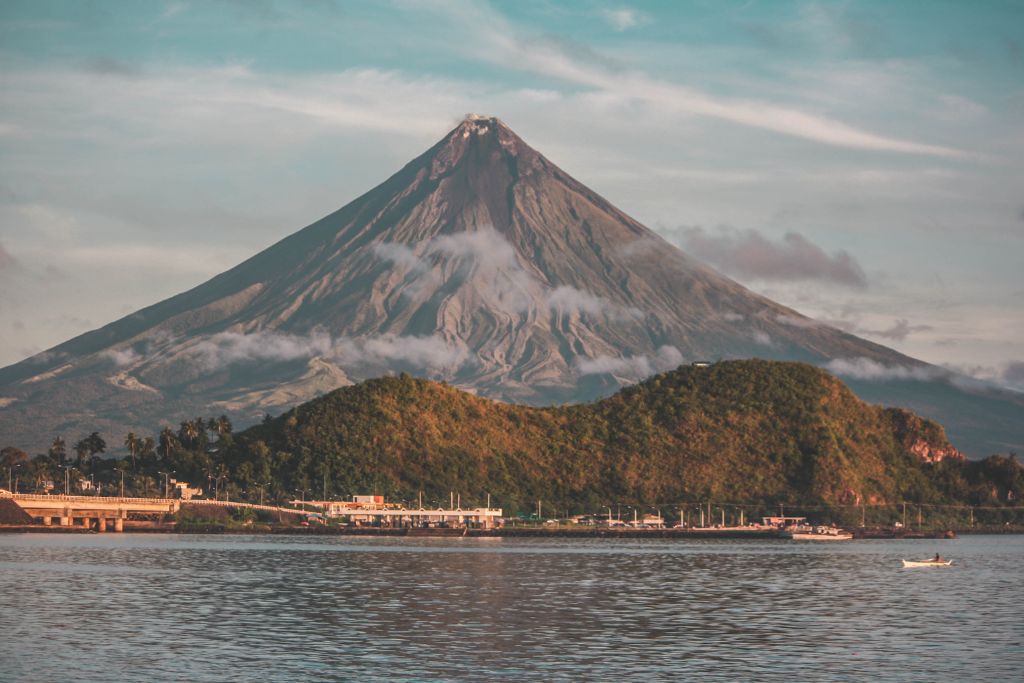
[60,516,71,526]
[80,517,91,529]
[42,516,52,526]
[114,517,124,532]
[97,517,107,532]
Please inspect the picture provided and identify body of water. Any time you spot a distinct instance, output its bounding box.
[0,533,1021,681]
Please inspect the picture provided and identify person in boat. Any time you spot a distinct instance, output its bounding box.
[933,553,943,562]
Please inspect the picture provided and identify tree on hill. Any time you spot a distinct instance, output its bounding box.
[138,436,156,466]
[211,415,232,438]
[73,432,106,471]
[124,432,138,469]
[48,436,66,465]
[158,427,178,461]
[178,420,200,450]
[1,446,29,469]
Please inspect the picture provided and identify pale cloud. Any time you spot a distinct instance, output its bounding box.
[546,285,642,320]
[774,314,823,329]
[371,241,440,292]
[0,242,17,271]
[188,330,469,372]
[576,345,683,379]
[160,2,188,20]
[860,318,933,342]
[372,242,425,272]
[417,227,538,313]
[101,347,141,367]
[60,243,252,277]
[444,3,963,156]
[682,227,868,288]
[0,64,471,151]
[933,94,988,123]
[825,357,943,382]
[373,235,641,320]
[427,228,536,312]
[1004,362,1024,386]
[601,8,642,32]
[788,313,932,342]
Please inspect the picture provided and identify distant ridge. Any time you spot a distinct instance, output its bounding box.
[216,360,1022,513]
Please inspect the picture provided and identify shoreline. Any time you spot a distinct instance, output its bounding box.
[1,524,999,538]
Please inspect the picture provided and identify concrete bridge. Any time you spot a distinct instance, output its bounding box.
[0,493,307,531]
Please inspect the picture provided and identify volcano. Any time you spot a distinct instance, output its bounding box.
[1,115,1021,454]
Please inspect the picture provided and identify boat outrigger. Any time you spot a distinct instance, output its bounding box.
[901,556,953,567]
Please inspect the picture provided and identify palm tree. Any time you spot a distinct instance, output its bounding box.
[73,438,91,469]
[159,427,178,460]
[139,437,156,464]
[124,432,139,469]
[211,415,233,437]
[49,436,66,466]
[179,421,199,449]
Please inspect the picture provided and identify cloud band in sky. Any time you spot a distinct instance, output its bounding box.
[682,226,868,287]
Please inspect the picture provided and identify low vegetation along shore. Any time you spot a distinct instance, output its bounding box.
[2,361,1021,530]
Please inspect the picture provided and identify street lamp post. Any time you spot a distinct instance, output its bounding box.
[9,463,22,494]
[158,471,174,499]
[113,468,125,498]
[61,465,76,496]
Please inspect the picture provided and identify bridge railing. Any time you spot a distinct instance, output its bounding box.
[5,492,306,515]
[7,493,177,505]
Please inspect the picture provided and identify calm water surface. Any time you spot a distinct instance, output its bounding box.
[0,533,1021,681]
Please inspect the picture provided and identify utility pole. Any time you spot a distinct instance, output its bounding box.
[62,465,75,496]
[114,468,125,498]
[902,502,907,529]
[158,471,174,499]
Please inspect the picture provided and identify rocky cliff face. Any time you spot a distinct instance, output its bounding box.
[0,116,1020,454]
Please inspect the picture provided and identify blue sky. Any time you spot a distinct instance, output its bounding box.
[1,0,1022,388]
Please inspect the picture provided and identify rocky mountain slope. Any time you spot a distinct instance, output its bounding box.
[1,115,1021,454]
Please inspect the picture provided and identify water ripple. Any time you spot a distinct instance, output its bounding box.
[0,534,1021,681]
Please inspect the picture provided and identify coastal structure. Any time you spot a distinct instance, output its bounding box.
[295,495,503,529]
[0,492,305,531]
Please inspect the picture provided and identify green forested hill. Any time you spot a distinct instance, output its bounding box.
[220,360,1021,514]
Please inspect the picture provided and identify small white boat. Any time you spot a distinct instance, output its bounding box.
[901,559,953,567]
[782,525,853,541]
